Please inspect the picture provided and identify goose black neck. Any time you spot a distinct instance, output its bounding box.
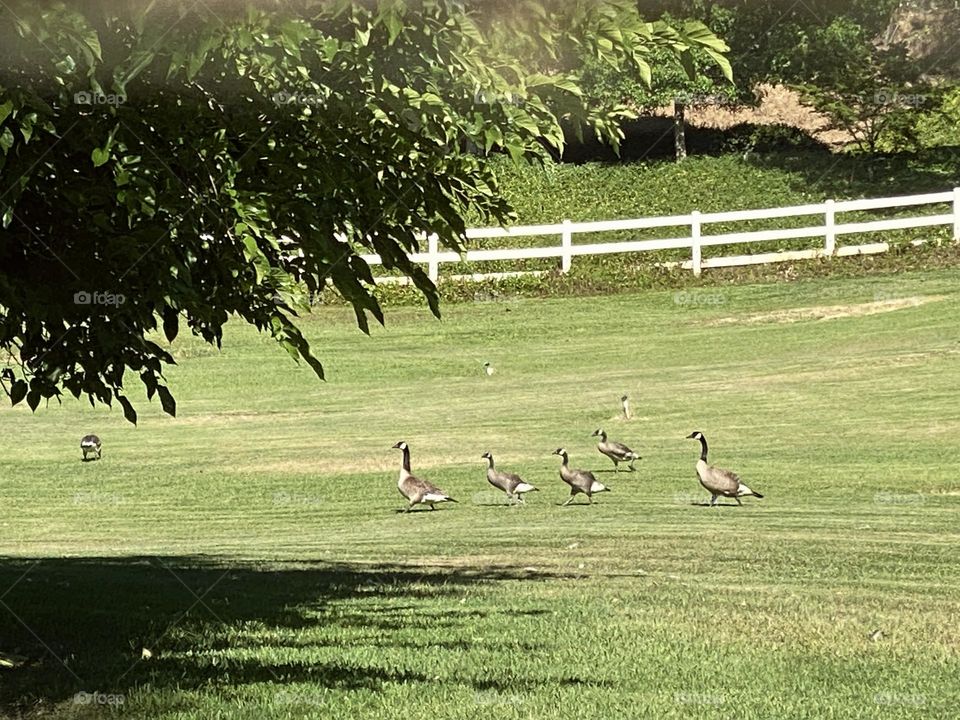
[486,456,495,469]
[698,436,708,462]
[401,447,411,472]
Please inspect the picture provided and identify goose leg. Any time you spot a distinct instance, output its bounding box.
[562,491,577,507]
[734,496,742,507]
[710,494,719,507]
[614,461,619,473]
[429,503,436,511]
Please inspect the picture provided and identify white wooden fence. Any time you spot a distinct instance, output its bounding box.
[360,188,960,282]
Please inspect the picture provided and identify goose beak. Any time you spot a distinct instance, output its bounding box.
[392,441,404,449]
[590,430,599,437]
[685,432,697,439]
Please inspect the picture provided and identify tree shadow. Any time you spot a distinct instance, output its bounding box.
[0,556,568,715]
[754,145,960,203]
[557,115,960,203]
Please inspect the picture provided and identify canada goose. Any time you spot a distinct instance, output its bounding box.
[685,431,763,506]
[80,434,101,461]
[481,452,538,503]
[621,394,631,420]
[392,441,457,512]
[591,429,640,472]
[483,361,494,376]
[552,448,610,505]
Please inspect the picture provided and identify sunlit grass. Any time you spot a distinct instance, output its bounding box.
[1,269,959,718]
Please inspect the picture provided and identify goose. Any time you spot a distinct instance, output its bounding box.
[685,431,763,506]
[80,434,102,461]
[392,441,457,512]
[621,394,631,420]
[481,452,538,503]
[591,429,640,472]
[552,448,610,505]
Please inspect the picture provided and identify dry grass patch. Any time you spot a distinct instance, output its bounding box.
[711,296,946,326]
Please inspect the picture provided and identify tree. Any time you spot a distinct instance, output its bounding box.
[0,0,730,422]
[581,19,735,161]
[792,16,943,152]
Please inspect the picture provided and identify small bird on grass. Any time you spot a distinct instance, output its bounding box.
[80,434,102,461]
[483,362,494,377]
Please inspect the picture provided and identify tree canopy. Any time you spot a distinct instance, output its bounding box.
[0,0,731,422]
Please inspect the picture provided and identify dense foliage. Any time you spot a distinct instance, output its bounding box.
[0,0,729,421]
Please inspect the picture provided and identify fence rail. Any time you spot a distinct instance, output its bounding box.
[359,188,960,283]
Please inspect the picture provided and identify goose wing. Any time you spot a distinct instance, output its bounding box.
[700,464,741,496]
[605,440,637,459]
[569,468,597,493]
[486,469,512,493]
[402,473,453,502]
[499,470,527,492]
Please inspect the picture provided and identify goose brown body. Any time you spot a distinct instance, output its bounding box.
[392,442,457,512]
[591,429,640,471]
[686,431,763,506]
[553,448,610,505]
[481,453,537,503]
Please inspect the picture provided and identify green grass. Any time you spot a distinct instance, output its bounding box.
[2,269,960,718]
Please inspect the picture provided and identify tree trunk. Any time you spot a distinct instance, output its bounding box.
[674,99,687,162]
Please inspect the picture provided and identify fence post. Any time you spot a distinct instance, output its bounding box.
[427,233,439,282]
[824,199,836,256]
[691,211,702,277]
[561,220,573,273]
[953,187,960,242]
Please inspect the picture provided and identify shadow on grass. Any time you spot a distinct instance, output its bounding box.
[0,556,568,716]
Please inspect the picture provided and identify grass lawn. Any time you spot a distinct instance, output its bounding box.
[1,269,959,718]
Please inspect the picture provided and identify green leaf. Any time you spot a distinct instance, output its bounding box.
[9,380,27,406]
[0,127,14,154]
[157,385,176,417]
[681,21,730,54]
[549,77,583,96]
[0,100,13,126]
[91,147,110,167]
[634,56,652,87]
[162,305,179,343]
[382,8,403,45]
[704,48,734,83]
[117,394,138,425]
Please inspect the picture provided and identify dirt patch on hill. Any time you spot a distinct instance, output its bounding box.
[711,296,947,325]
[688,84,851,146]
[647,84,854,147]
